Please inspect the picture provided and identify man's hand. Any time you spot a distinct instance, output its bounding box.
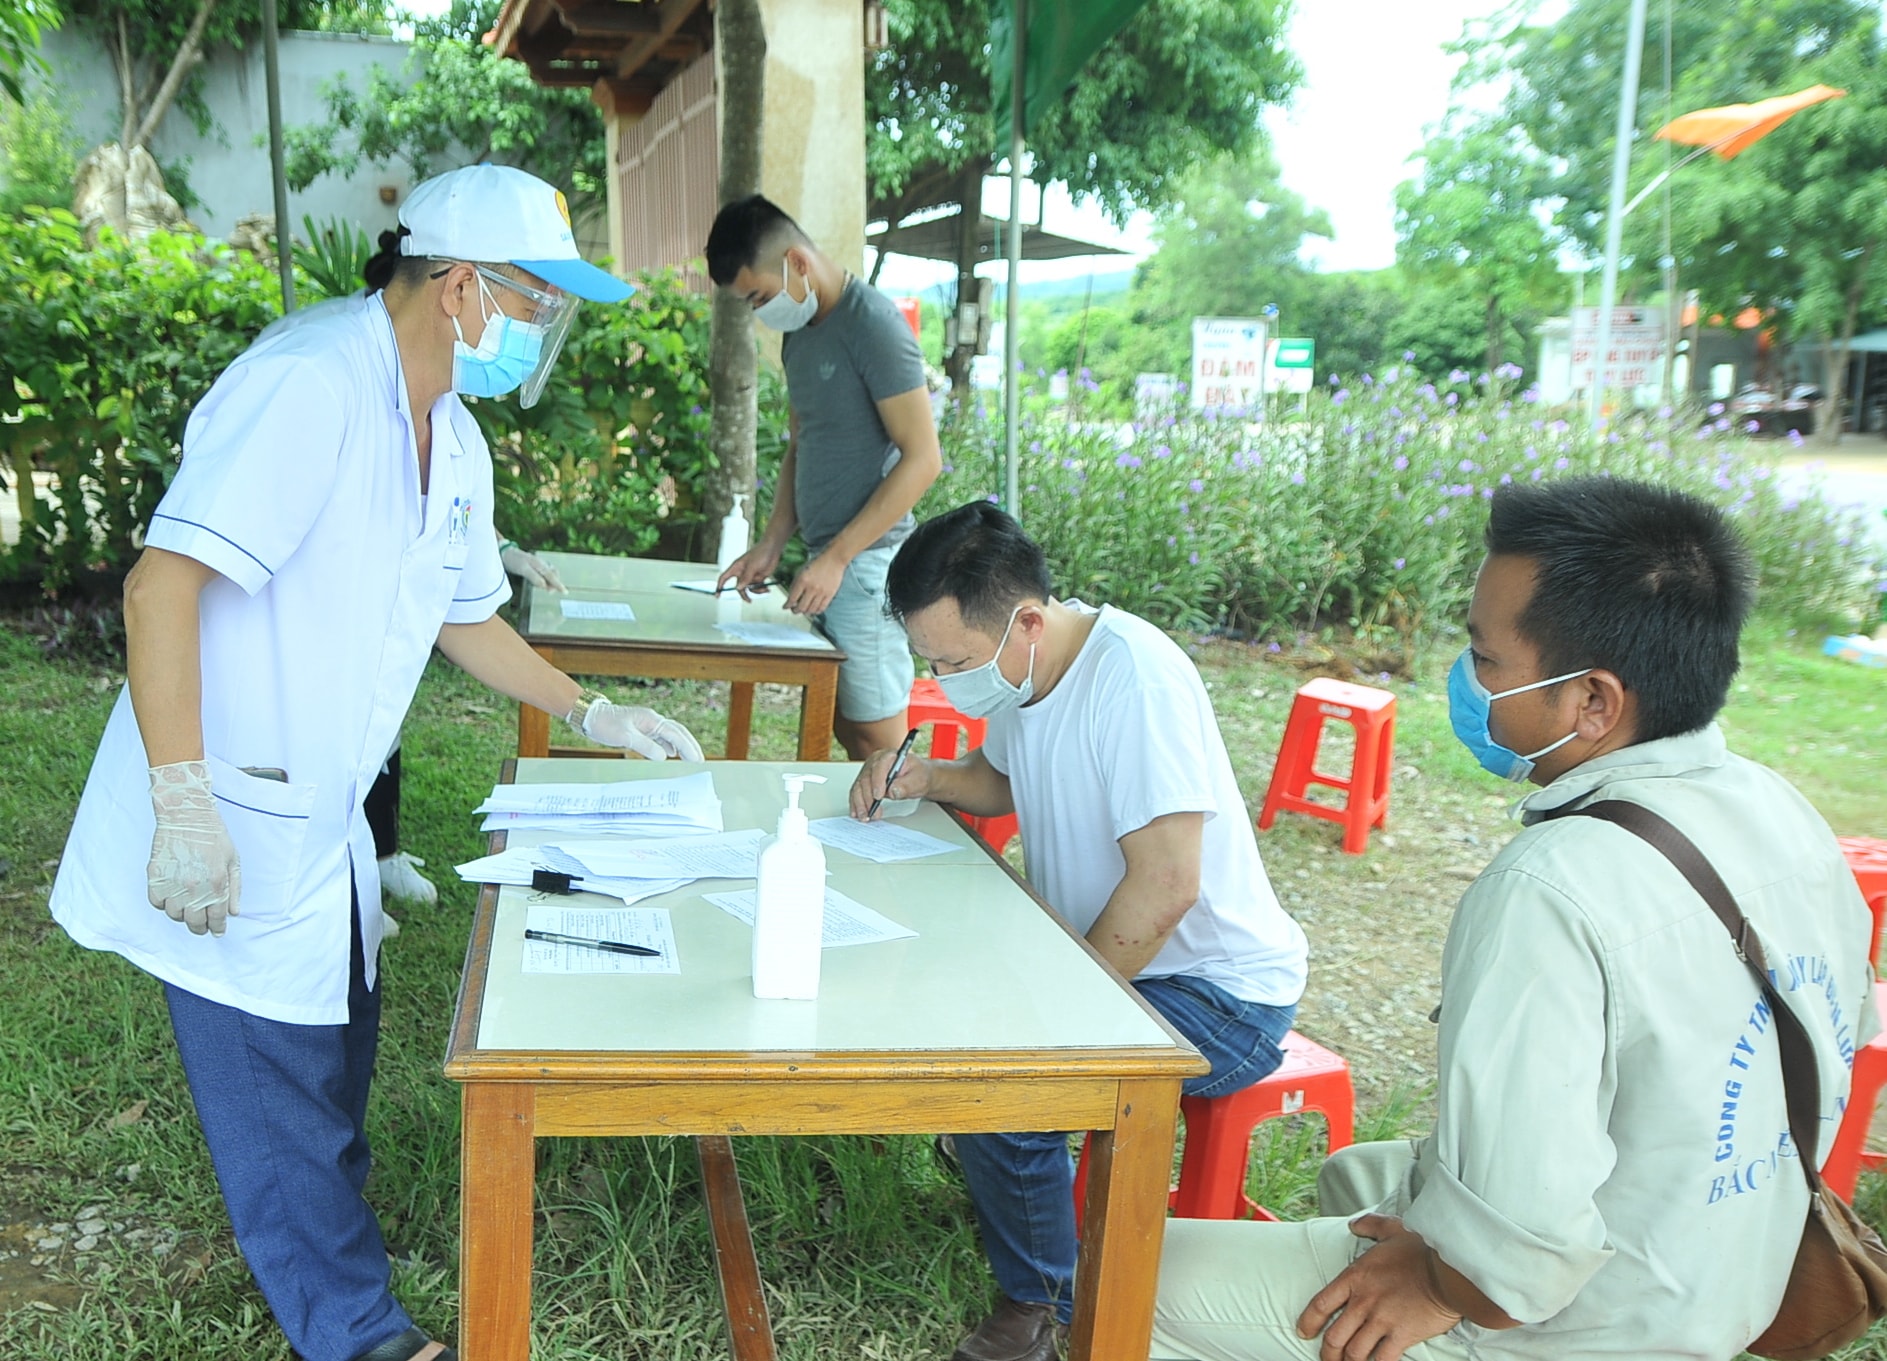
[784,548,848,616]
[147,760,243,936]
[849,749,935,819]
[1296,1215,1463,1361]
[716,541,784,601]
[501,544,565,591]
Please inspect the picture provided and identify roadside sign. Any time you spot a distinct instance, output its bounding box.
[1191,317,1268,409]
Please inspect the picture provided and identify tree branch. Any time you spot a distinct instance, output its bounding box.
[131,0,219,151]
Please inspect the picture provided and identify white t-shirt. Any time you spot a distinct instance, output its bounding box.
[51,293,511,1024]
[980,603,1307,1007]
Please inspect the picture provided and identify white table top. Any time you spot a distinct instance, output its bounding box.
[520,552,838,653]
[470,759,1177,1056]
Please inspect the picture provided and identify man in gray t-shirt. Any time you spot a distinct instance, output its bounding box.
[707,194,941,758]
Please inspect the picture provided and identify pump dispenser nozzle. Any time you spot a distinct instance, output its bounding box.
[777,773,826,836]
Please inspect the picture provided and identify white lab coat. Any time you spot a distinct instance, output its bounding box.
[52,293,511,1024]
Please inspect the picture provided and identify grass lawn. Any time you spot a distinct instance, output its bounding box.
[1,617,1884,1359]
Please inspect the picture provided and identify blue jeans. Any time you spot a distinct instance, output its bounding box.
[165,895,412,1361]
[953,974,1296,1324]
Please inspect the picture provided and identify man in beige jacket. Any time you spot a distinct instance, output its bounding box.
[1152,476,1873,1361]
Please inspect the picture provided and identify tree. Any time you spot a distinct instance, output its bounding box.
[283,0,603,223]
[0,0,58,103]
[1115,146,1330,378]
[0,85,82,213]
[866,0,1300,388]
[1394,120,1560,371]
[703,0,764,556]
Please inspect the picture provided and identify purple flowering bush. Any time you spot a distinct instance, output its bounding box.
[920,369,1881,652]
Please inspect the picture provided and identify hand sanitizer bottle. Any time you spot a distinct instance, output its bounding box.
[752,773,826,1000]
[715,498,751,573]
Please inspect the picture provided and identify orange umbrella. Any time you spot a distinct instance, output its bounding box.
[1654,84,1846,160]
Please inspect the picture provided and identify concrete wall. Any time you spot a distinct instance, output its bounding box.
[35,28,422,243]
[757,0,865,276]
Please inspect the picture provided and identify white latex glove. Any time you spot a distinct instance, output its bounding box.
[147,760,242,936]
[564,689,705,761]
[501,544,565,591]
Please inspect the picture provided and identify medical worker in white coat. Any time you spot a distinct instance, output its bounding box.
[50,164,701,1361]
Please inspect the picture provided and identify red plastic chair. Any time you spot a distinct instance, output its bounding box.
[1257,678,1396,855]
[904,678,1019,856]
[1816,837,1887,1200]
[1072,1030,1355,1229]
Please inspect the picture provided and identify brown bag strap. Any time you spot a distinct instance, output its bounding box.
[1548,798,1829,1196]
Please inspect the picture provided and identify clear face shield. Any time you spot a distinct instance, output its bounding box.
[472,264,581,409]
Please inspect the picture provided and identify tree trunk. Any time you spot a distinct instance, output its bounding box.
[113,15,137,148]
[944,160,983,395]
[130,0,219,150]
[1815,242,1876,448]
[703,0,766,559]
[1483,293,1503,374]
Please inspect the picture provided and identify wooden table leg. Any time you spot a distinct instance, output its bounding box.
[1069,1078,1182,1361]
[695,1136,777,1361]
[460,1083,536,1361]
[726,683,756,761]
[796,664,839,761]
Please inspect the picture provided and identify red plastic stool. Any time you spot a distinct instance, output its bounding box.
[1815,838,1887,1200]
[1072,1031,1355,1229]
[1257,678,1395,855]
[905,678,1019,856]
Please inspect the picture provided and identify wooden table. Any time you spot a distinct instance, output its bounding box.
[446,758,1208,1361]
[515,551,845,761]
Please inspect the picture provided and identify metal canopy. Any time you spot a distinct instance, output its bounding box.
[867,210,1128,264]
[489,0,712,112]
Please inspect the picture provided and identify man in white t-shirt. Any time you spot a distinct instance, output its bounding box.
[850,500,1309,1361]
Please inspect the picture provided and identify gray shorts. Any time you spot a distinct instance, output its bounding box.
[814,543,915,724]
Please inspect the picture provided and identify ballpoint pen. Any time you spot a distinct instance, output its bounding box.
[673,579,776,594]
[524,929,661,958]
[867,726,922,820]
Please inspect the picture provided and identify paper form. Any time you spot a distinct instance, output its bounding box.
[808,817,959,862]
[713,621,833,649]
[454,846,691,907]
[554,828,768,880]
[560,599,637,621]
[521,905,679,974]
[702,888,917,948]
[476,772,721,826]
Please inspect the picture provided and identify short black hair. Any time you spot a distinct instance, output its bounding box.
[704,194,808,286]
[1484,476,1755,742]
[887,502,1054,635]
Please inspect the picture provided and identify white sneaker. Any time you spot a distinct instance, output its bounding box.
[377,851,438,907]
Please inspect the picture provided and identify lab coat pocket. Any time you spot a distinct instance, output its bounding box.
[205,755,316,923]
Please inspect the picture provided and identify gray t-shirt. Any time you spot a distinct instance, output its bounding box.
[781,278,927,552]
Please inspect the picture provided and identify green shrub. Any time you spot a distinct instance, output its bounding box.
[921,367,1885,653]
[1,210,284,592]
[0,90,81,218]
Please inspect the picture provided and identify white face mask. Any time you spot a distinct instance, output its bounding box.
[753,255,818,332]
[934,605,1035,720]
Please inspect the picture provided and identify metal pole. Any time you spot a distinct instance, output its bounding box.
[1588,0,1648,426]
[1003,0,1025,522]
[262,0,296,313]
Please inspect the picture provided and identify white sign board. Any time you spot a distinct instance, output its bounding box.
[1570,307,1666,391]
[1191,317,1269,409]
[1267,339,1316,395]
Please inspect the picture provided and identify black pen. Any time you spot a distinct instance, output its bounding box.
[674,579,775,595]
[867,726,923,820]
[524,929,661,957]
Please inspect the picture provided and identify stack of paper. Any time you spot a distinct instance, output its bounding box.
[452,844,692,907]
[475,771,724,835]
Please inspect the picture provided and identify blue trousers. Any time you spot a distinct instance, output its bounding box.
[954,974,1296,1324]
[165,897,412,1361]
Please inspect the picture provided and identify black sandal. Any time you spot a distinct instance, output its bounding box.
[352,1326,456,1361]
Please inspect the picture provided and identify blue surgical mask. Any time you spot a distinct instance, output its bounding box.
[935,605,1035,720]
[1447,649,1593,782]
[452,273,546,399]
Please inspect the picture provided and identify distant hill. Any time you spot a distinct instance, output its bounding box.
[993,270,1136,303]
